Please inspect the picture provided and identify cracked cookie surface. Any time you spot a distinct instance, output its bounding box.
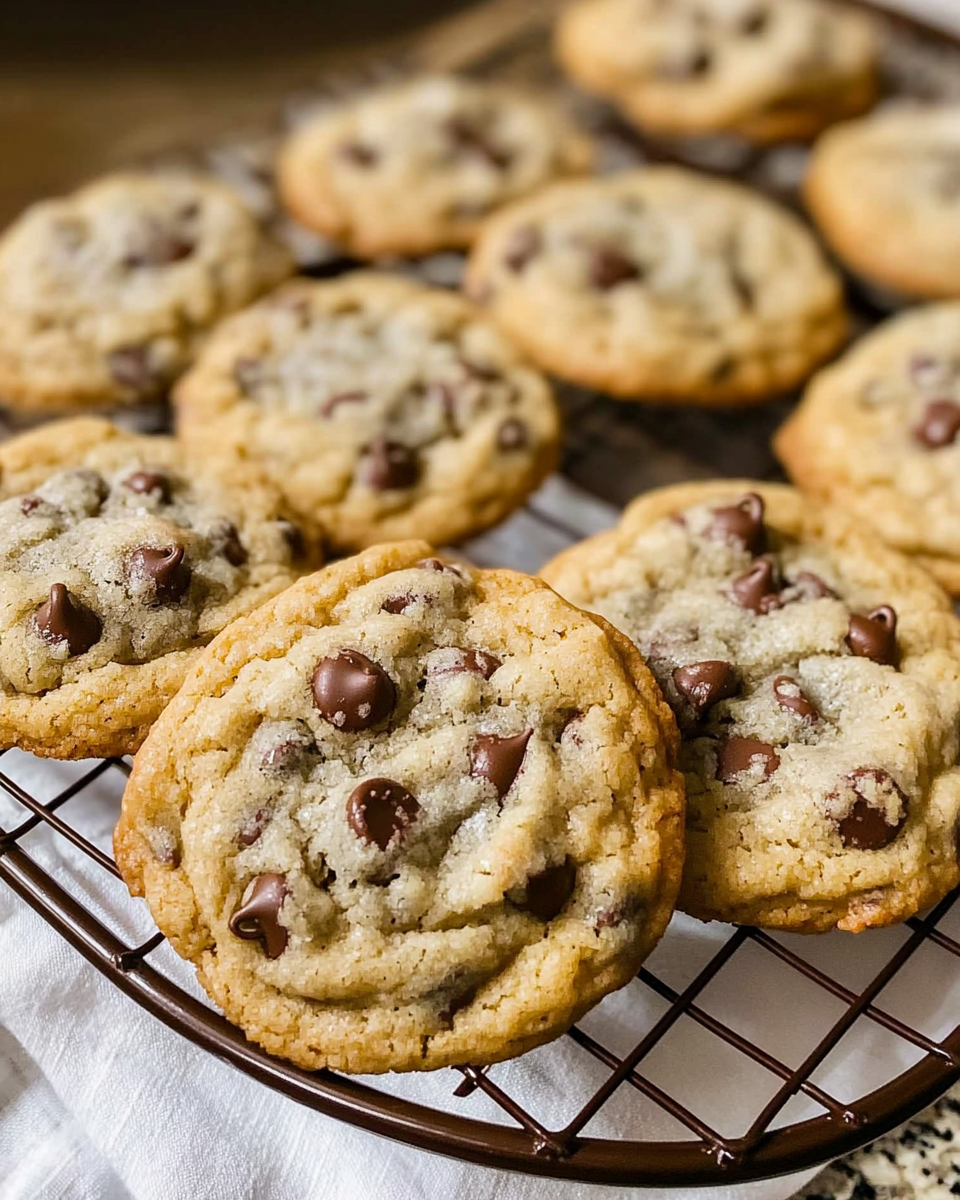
[776,304,960,597]
[555,0,877,143]
[114,541,684,1073]
[277,75,593,259]
[0,173,294,415]
[805,107,960,301]
[175,273,561,552]
[0,418,311,758]
[465,168,847,406]
[542,481,960,932]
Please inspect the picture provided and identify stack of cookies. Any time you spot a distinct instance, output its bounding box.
[2,0,960,1076]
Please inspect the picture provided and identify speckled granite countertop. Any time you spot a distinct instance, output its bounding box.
[797,1085,960,1200]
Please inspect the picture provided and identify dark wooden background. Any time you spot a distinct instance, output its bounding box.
[0,1,479,225]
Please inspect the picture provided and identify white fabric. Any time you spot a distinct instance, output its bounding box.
[3,3,960,1190]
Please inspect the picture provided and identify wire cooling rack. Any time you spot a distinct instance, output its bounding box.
[4,0,960,1188]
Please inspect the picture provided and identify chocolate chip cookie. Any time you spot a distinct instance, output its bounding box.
[0,418,313,758]
[776,304,960,596]
[465,168,848,406]
[174,272,561,552]
[805,107,960,300]
[0,173,294,415]
[114,541,684,1073]
[555,0,877,144]
[542,482,960,933]
[276,75,593,259]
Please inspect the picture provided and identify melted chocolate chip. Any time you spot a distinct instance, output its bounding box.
[717,737,780,783]
[228,873,288,958]
[361,438,420,491]
[321,389,367,418]
[729,556,780,614]
[503,225,542,272]
[497,418,528,452]
[708,493,767,555]
[237,809,270,847]
[108,345,158,396]
[428,648,500,680]
[672,660,739,715]
[846,606,898,667]
[346,778,420,850]
[415,556,465,578]
[471,730,532,798]
[123,470,172,503]
[32,584,101,656]
[312,650,397,731]
[445,117,512,169]
[833,768,908,850]
[339,141,379,167]
[209,521,248,567]
[254,719,315,772]
[521,859,576,922]
[913,399,960,449]
[589,246,641,291]
[773,675,819,722]
[123,229,194,269]
[380,593,423,615]
[19,495,43,515]
[129,544,191,603]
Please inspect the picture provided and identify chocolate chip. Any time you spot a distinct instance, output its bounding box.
[708,493,767,555]
[237,809,270,848]
[123,470,172,503]
[428,648,500,680]
[445,117,512,169]
[321,389,367,418]
[773,675,818,722]
[415,556,465,578]
[253,718,315,773]
[19,495,43,515]
[32,584,101,656]
[729,556,781,613]
[846,606,898,667]
[129,544,191,603]
[832,768,908,850]
[471,730,532,799]
[497,418,528,452]
[228,873,288,958]
[123,229,194,268]
[279,521,306,561]
[913,399,960,449]
[672,661,738,715]
[589,247,640,291]
[346,778,420,851]
[360,438,420,491]
[209,520,248,567]
[717,737,780,783]
[503,225,542,272]
[108,345,158,396]
[521,859,576,922]
[312,649,396,731]
[658,46,713,78]
[338,141,379,167]
[739,7,768,34]
[380,593,419,615]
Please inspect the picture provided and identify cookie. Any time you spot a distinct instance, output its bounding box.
[776,304,960,596]
[465,168,848,406]
[555,0,877,144]
[114,541,685,1074]
[174,272,561,552]
[276,75,593,259]
[0,418,313,759]
[0,173,294,416]
[542,482,960,933]
[805,107,960,301]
